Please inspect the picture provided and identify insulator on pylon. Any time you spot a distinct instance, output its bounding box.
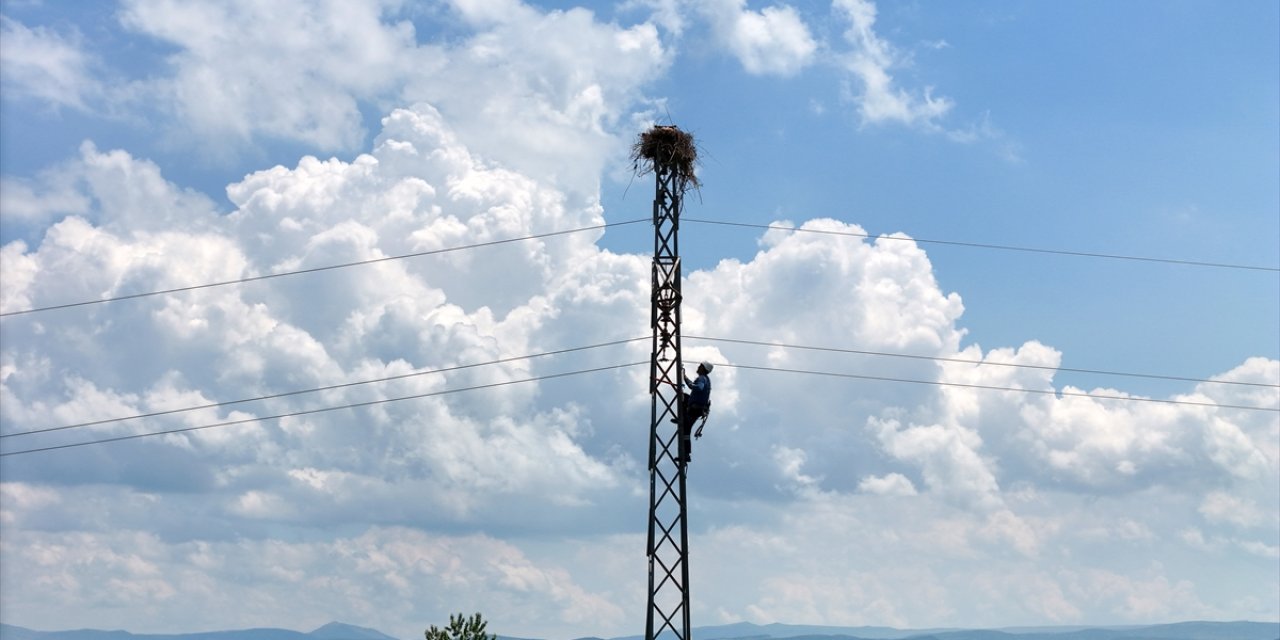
[656,289,678,311]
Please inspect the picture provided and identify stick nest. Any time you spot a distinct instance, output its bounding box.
[632,125,699,190]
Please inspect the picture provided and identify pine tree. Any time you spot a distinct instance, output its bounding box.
[425,613,496,640]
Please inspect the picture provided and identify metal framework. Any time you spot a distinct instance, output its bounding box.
[645,132,692,640]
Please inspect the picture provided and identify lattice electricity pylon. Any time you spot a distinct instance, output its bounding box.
[644,126,694,640]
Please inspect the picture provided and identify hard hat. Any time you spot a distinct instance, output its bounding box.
[700,362,714,373]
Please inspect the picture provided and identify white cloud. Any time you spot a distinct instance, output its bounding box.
[699,0,817,76]
[0,137,224,239]
[0,16,98,110]
[5,135,1278,627]
[833,0,953,128]
[0,526,624,638]
[0,104,636,515]
[1237,539,1280,558]
[0,173,91,231]
[118,0,420,152]
[858,472,917,496]
[1063,568,1209,620]
[0,241,40,313]
[1005,386,1274,492]
[110,0,671,190]
[0,482,61,526]
[1199,491,1264,529]
[870,417,1003,511]
[401,4,669,198]
[448,0,533,27]
[774,444,821,490]
[622,0,687,36]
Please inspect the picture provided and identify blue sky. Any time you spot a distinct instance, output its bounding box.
[1,1,1277,638]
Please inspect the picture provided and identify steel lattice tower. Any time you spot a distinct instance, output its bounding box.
[643,126,694,640]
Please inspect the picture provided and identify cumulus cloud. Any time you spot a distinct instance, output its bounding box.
[116,0,422,152]
[0,91,666,634]
[833,0,952,128]
[858,472,916,496]
[0,16,98,110]
[1,103,637,514]
[623,0,687,36]
[106,0,670,194]
[699,0,817,76]
[401,3,669,198]
[4,123,1277,629]
[0,143,99,238]
[0,526,625,637]
[1199,491,1265,529]
[870,417,1003,510]
[681,485,1270,628]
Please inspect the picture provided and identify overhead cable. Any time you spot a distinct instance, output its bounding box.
[9,333,1271,441]
[715,362,1279,412]
[0,337,648,439]
[0,362,647,457]
[10,215,1275,320]
[7,358,1274,458]
[686,335,1279,389]
[684,218,1280,273]
[0,219,648,317]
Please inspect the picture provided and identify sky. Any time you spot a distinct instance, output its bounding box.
[0,0,1277,638]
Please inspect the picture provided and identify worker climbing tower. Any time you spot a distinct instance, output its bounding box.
[634,125,698,640]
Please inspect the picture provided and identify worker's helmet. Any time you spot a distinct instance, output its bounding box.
[700,362,714,373]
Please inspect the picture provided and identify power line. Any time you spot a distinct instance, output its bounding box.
[0,219,648,318]
[684,218,1280,273]
[9,332,1271,441]
[7,356,1273,458]
[9,215,1274,321]
[715,362,1279,412]
[0,337,648,439]
[686,335,1279,389]
[0,362,647,457]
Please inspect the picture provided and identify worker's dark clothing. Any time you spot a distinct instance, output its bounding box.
[678,372,711,464]
[685,373,711,407]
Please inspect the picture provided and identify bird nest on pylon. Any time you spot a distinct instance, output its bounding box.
[632,125,699,191]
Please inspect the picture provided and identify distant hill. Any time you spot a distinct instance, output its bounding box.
[982,620,1280,640]
[308,624,396,640]
[0,623,396,640]
[666,623,964,640]
[607,621,1280,640]
[2,619,1276,640]
[609,622,961,640]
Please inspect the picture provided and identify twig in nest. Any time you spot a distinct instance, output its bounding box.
[631,125,699,191]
